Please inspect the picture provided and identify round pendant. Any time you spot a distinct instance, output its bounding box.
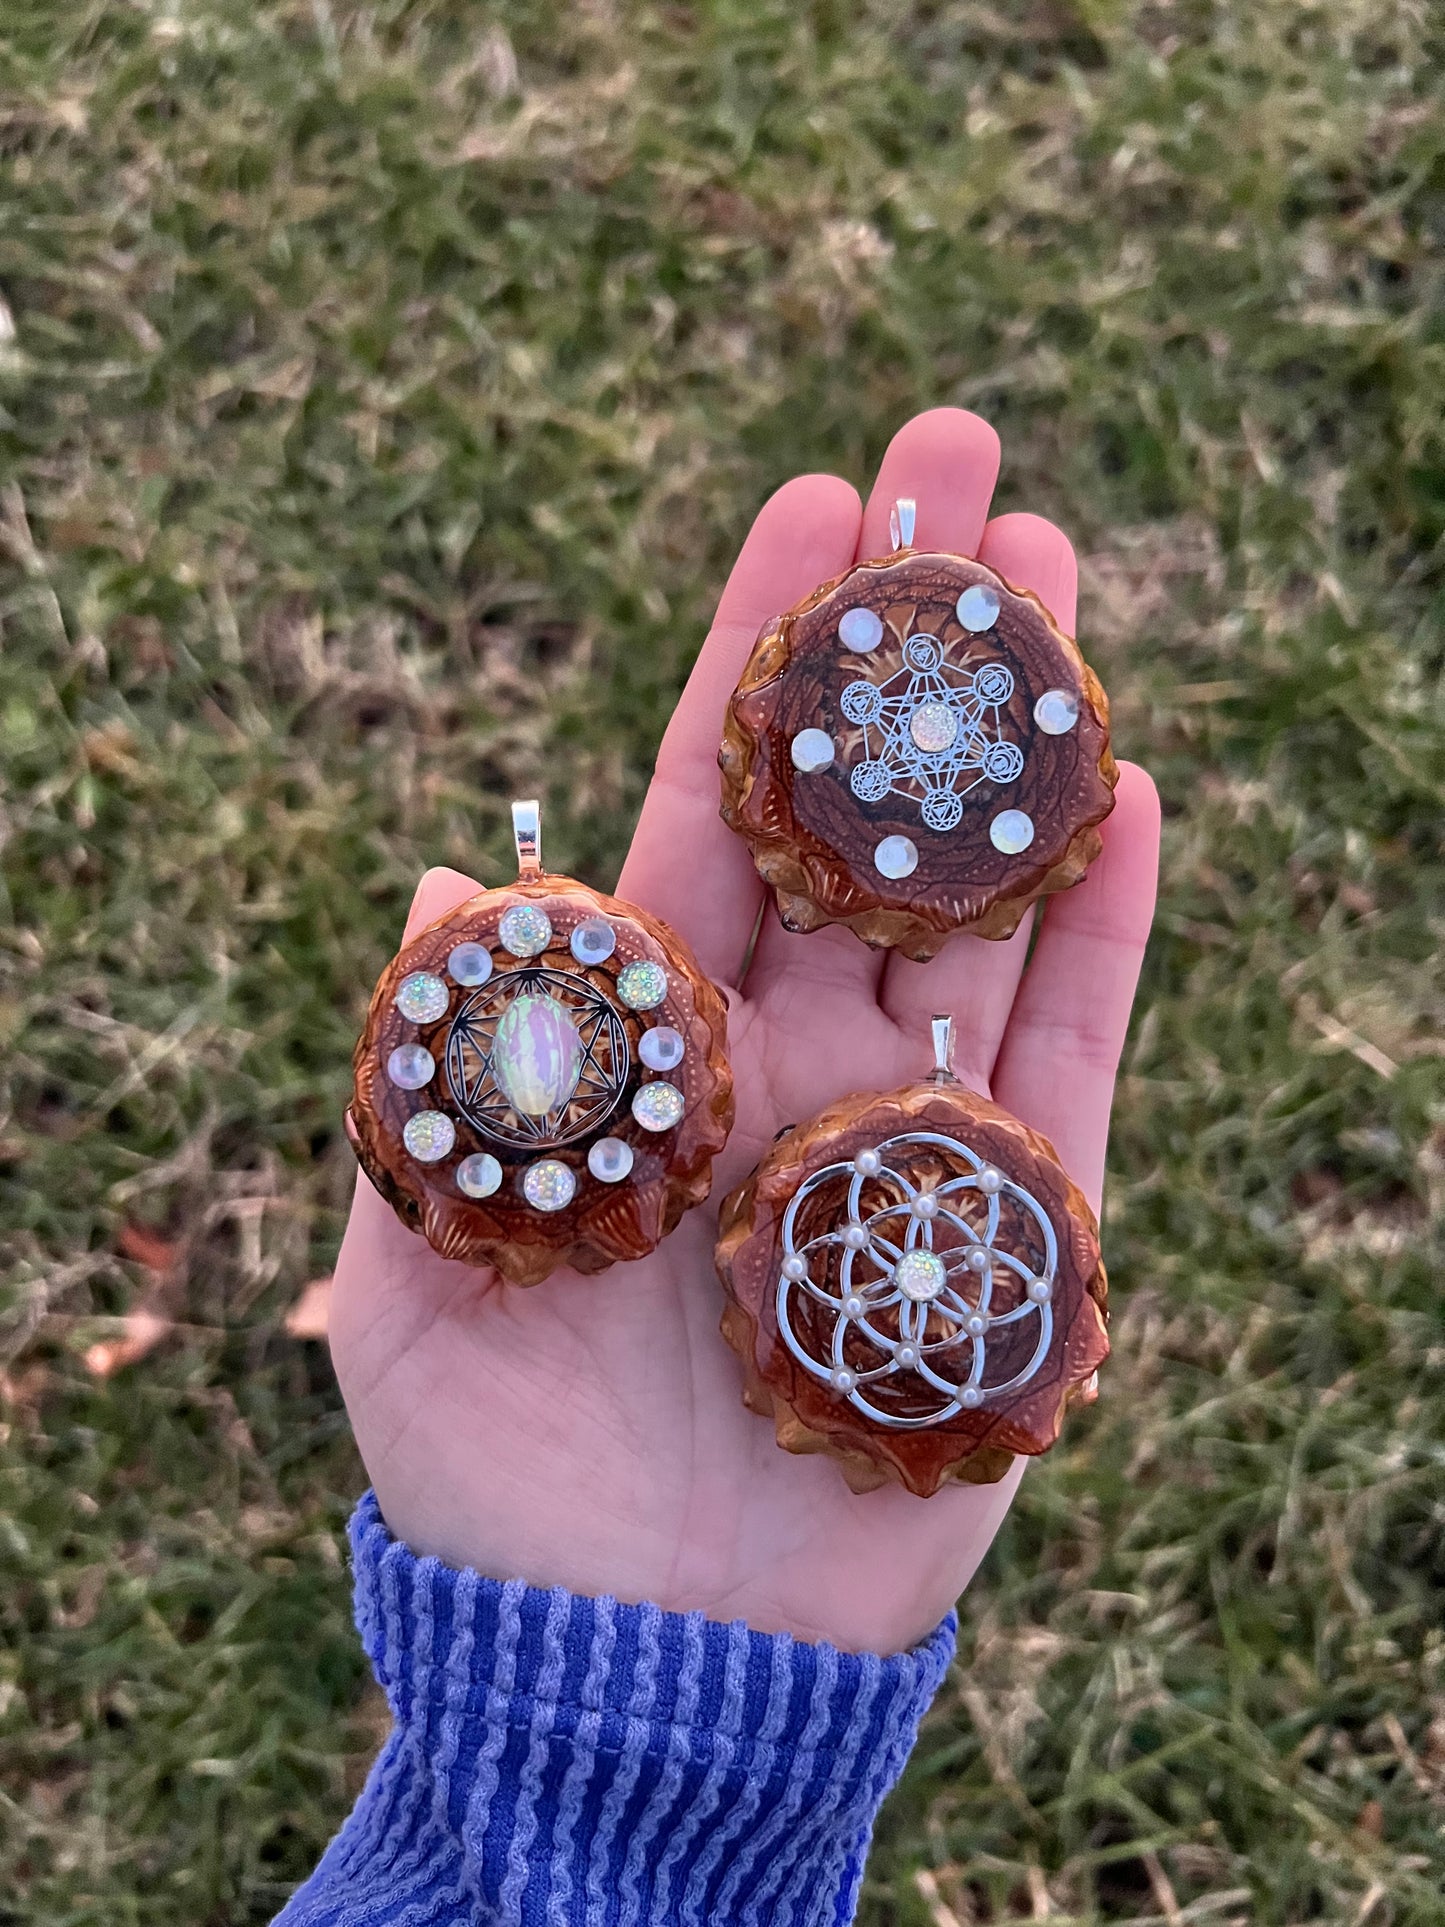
[719,502,1117,959]
[349,800,734,1285]
[714,1017,1107,1495]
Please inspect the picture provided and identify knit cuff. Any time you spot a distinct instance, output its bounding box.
[277,1491,956,1927]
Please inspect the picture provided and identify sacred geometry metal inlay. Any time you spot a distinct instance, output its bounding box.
[444,966,630,1150]
[777,1131,1058,1429]
[836,631,1026,834]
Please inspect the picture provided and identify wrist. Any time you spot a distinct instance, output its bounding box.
[278,1493,958,1926]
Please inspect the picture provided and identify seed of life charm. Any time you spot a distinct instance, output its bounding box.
[714,1016,1108,1494]
[348,801,735,1286]
[719,498,1118,960]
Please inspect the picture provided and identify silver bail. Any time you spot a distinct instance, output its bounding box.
[889,497,917,551]
[512,798,542,880]
[929,1013,956,1082]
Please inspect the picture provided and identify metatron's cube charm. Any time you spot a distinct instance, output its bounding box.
[714,1017,1107,1495]
[349,801,734,1285]
[719,498,1117,959]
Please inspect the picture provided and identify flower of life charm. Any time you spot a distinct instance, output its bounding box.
[776,1131,1058,1429]
[839,629,1026,836]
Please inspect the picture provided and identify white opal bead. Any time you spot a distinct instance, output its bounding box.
[839,607,883,652]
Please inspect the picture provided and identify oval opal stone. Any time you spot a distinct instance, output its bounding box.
[491,993,582,1116]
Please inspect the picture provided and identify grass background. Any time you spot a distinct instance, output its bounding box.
[2,0,1443,1920]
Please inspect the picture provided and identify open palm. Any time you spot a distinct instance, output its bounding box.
[330,410,1160,1655]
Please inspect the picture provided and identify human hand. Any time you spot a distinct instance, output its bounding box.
[329,409,1160,1654]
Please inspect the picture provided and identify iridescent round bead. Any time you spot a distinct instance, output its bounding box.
[387,1043,435,1090]
[989,809,1035,855]
[896,1344,919,1368]
[853,1148,882,1178]
[639,1025,685,1071]
[403,1110,455,1162]
[894,1250,946,1302]
[587,1137,634,1183]
[447,942,492,987]
[965,1313,987,1337]
[617,960,667,1011]
[843,1294,864,1317]
[498,904,553,958]
[394,971,449,1023]
[522,1158,576,1212]
[976,1165,1004,1195]
[960,1385,983,1409]
[839,607,883,652]
[830,1366,857,1394]
[1027,1277,1053,1303]
[781,1254,809,1282]
[456,1152,503,1198]
[956,584,1001,632]
[842,1223,869,1251]
[632,1082,684,1132]
[570,918,616,966]
[909,702,957,753]
[1033,687,1080,735]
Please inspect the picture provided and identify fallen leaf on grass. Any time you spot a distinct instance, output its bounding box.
[116,1220,184,1275]
[85,1221,187,1375]
[84,1304,173,1377]
[284,1274,333,1339]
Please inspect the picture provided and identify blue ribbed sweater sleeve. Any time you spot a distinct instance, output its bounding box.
[276,1492,956,1927]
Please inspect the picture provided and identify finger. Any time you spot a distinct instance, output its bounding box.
[882,913,1035,1088]
[856,406,1001,560]
[751,412,1003,1010]
[881,511,1079,1083]
[742,914,887,1010]
[402,865,482,941]
[748,414,1005,1003]
[977,510,1079,631]
[991,762,1162,1214]
[619,473,862,987]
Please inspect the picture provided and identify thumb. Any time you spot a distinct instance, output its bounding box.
[402,865,483,943]
[332,862,494,1358]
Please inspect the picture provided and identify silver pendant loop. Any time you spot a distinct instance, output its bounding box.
[512,798,542,880]
[929,1013,956,1082]
[889,497,917,551]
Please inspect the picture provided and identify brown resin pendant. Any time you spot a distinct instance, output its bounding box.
[348,801,734,1286]
[719,499,1118,960]
[715,1017,1107,1495]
